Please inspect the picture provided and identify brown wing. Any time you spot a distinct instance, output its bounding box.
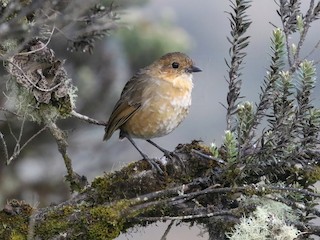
[103,71,150,141]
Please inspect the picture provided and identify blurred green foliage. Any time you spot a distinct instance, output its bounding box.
[115,16,190,70]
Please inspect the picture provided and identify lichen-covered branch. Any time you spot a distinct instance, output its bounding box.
[46,120,88,192]
[1,141,320,239]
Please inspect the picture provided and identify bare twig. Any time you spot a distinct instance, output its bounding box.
[5,112,27,164]
[0,107,20,117]
[71,110,107,126]
[15,113,26,153]
[8,119,19,144]
[0,132,9,162]
[191,149,225,164]
[17,26,55,56]
[129,183,320,217]
[160,220,174,240]
[7,125,47,165]
[1,109,47,165]
[138,210,235,221]
[305,40,320,59]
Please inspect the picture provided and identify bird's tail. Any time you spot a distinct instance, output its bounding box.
[103,126,110,141]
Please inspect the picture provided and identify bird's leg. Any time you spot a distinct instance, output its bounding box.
[146,139,184,167]
[125,135,163,174]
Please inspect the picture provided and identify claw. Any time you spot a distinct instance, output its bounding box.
[162,150,184,168]
[145,158,164,174]
[124,135,164,174]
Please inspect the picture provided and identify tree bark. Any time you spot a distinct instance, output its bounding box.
[0,141,222,240]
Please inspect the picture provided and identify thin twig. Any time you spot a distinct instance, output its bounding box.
[7,120,19,144]
[15,113,26,153]
[160,220,174,240]
[7,125,47,165]
[138,210,234,221]
[17,26,55,56]
[129,183,320,218]
[71,110,107,126]
[9,112,27,163]
[0,107,20,117]
[54,26,74,42]
[0,132,9,162]
[191,149,225,164]
[305,40,320,59]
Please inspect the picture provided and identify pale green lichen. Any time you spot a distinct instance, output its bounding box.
[5,74,77,123]
[4,39,78,124]
[240,196,299,222]
[227,204,300,240]
[1,39,18,53]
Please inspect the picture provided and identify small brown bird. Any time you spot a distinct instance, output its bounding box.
[104,52,201,172]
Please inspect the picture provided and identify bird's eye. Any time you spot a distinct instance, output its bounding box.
[171,62,179,69]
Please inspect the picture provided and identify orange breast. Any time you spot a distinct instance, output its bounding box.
[121,76,193,139]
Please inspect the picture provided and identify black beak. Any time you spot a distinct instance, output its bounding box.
[187,65,202,73]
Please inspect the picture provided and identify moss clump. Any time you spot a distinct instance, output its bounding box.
[90,166,166,204]
[34,202,135,240]
[303,166,320,185]
[35,218,69,238]
[177,140,218,178]
[0,200,33,240]
[90,140,218,204]
[34,205,75,239]
[87,201,132,240]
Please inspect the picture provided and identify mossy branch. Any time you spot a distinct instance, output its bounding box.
[1,141,320,239]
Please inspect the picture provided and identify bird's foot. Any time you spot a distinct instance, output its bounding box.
[146,158,164,174]
[141,153,164,174]
[146,140,185,168]
[162,149,185,169]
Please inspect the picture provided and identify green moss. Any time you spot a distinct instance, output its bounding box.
[9,231,25,240]
[34,205,74,239]
[0,200,33,240]
[36,219,69,238]
[87,201,132,239]
[90,140,217,204]
[0,214,29,240]
[303,166,320,185]
[0,141,219,239]
[179,140,217,178]
[90,165,165,204]
[34,199,140,239]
